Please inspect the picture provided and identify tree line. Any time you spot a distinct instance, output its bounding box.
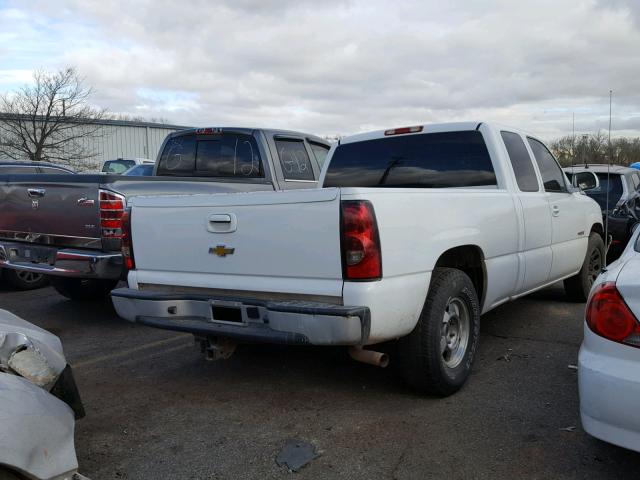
[549,132,640,168]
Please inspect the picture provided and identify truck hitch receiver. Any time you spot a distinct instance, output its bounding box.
[196,336,237,361]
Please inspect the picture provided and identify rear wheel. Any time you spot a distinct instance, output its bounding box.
[398,267,481,396]
[50,277,118,301]
[564,232,605,302]
[2,268,48,290]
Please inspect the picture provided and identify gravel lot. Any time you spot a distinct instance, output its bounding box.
[1,281,639,479]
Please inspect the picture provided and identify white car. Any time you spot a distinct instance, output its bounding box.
[579,225,640,452]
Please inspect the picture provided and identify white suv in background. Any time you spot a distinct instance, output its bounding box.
[101,157,154,174]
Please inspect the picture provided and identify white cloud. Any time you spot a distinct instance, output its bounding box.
[1,0,639,140]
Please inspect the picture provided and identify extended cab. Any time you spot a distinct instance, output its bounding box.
[0,129,330,300]
[111,122,603,395]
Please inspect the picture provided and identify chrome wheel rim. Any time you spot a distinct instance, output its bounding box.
[440,297,470,369]
[587,248,602,288]
[16,270,43,284]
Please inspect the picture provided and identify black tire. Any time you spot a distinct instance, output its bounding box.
[564,232,605,302]
[50,277,118,301]
[398,267,481,396]
[2,268,48,290]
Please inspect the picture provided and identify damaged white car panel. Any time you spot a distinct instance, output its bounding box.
[0,309,87,480]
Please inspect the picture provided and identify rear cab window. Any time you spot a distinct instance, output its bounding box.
[157,132,263,178]
[324,130,496,188]
[501,131,539,192]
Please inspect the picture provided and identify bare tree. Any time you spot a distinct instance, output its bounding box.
[0,67,106,168]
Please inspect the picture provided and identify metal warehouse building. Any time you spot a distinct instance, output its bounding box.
[85,118,189,168]
[0,114,189,171]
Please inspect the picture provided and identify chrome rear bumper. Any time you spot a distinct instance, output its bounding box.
[0,241,123,279]
[111,287,370,346]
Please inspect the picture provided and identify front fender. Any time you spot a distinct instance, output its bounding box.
[0,373,78,480]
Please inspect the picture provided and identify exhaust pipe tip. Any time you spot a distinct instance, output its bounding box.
[348,346,389,368]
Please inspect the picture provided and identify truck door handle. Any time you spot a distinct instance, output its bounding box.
[207,214,237,233]
[27,188,46,198]
[552,205,560,217]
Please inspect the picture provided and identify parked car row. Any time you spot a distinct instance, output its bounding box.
[2,122,640,456]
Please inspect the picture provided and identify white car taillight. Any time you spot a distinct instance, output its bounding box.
[586,282,640,348]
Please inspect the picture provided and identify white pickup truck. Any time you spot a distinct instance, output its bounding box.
[112,122,603,396]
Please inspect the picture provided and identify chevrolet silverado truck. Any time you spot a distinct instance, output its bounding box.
[0,128,330,300]
[111,122,603,395]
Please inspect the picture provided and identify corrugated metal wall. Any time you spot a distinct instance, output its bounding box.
[0,117,187,171]
[87,124,182,170]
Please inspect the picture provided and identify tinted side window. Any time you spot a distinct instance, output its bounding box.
[275,139,314,181]
[39,167,70,174]
[501,131,539,192]
[309,142,330,168]
[527,138,566,192]
[324,131,496,188]
[0,166,38,173]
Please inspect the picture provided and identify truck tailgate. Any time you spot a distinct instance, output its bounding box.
[129,188,344,298]
[0,175,101,247]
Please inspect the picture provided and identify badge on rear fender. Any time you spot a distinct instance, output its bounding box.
[209,245,235,257]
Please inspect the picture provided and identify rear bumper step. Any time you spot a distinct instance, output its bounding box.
[0,241,123,279]
[111,288,370,346]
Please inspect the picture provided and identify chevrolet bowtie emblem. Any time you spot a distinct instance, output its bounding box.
[209,245,235,257]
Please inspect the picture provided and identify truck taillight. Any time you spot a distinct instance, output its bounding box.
[99,189,134,270]
[340,200,382,281]
[99,190,125,238]
[586,282,640,348]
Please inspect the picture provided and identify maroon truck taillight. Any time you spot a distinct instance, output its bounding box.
[99,190,125,238]
[99,189,134,270]
[340,200,382,281]
[586,282,640,348]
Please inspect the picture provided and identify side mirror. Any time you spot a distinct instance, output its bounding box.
[572,171,599,191]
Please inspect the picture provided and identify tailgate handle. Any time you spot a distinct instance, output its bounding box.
[207,214,237,233]
[27,188,46,198]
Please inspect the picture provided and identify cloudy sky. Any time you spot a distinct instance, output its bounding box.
[0,0,639,140]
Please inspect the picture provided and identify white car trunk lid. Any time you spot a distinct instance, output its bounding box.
[617,257,640,321]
